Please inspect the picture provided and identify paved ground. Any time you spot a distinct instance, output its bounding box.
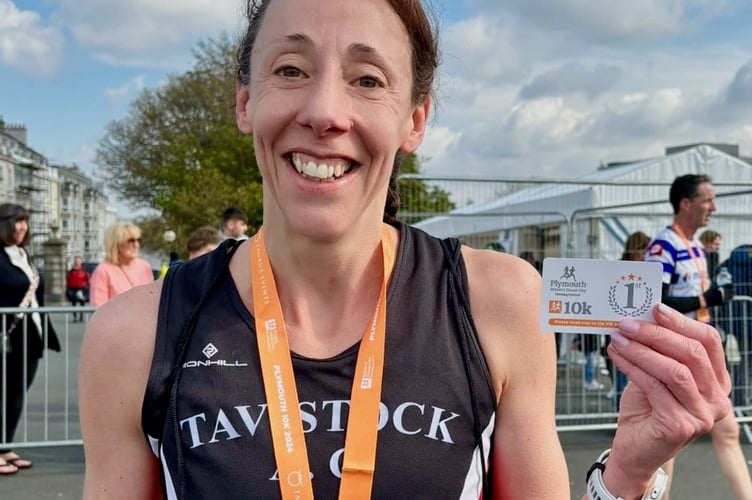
[2,432,749,499]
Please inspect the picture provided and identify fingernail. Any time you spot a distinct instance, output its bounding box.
[657,303,672,317]
[620,318,639,335]
[611,331,630,347]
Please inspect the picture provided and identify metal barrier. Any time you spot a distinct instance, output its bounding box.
[1,305,92,449]
[553,295,752,436]
[3,300,752,449]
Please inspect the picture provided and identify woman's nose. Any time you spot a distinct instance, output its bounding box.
[296,76,353,136]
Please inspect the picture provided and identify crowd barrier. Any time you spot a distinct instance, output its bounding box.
[3,299,752,449]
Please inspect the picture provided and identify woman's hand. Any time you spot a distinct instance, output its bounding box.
[602,303,732,498]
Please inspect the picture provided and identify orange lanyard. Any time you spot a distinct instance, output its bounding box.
[671,224,710,323]
[250,225,395,499]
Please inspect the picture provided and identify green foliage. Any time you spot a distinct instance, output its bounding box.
[95,35,261,254]
[398,153,455,223]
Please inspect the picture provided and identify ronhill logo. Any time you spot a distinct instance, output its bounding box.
[183,343,249,369]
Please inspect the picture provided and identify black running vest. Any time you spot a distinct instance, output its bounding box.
[142,222,497,499]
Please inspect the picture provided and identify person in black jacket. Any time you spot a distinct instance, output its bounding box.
[0,203,61,474]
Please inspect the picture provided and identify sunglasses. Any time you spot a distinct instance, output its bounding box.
[125,237,142,244]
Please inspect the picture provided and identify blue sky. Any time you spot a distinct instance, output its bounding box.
[2,0,752,215]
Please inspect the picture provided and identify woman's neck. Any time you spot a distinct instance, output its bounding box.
[253,223,397,358]
[118,256,135,266]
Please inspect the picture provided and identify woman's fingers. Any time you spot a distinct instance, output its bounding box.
[652,303,731,395]
[608,304,731,425]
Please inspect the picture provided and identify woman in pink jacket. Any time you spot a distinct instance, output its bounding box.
[89,222,153,307]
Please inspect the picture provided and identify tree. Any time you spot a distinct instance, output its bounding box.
[96,35,262,255]
[397,153,455,223]
[96,35,453,254]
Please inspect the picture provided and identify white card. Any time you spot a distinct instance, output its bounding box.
[539,258,663,334]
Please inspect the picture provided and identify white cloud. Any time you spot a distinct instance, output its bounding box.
[470,0,735,43]
[55,0,242,67]
[519,63,622,100]
[104,75,148,106]
[420,126,462,164]
[0,0,64,77]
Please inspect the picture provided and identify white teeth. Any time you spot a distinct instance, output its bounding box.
[291,154,351,181]
[304,161,317,177]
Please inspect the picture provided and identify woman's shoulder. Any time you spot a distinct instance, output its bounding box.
[85,280,162,357]
[460,247,548,393]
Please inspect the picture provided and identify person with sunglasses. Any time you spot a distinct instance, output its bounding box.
[89,222,154,307]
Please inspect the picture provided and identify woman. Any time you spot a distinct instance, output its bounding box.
[0,203,61,475]
[66,256,90,322]
[88,222,154,307]
[79,1,731,498]
[699,229,722,281]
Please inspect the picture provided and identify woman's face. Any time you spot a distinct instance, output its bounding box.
[14,219,28,245]
[707,236,721,253]
[118,232,141,263]
[236,0,429,239]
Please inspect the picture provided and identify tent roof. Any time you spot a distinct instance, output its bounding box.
[415,144,752,239]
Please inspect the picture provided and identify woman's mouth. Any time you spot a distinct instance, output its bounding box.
[290,153,356,182]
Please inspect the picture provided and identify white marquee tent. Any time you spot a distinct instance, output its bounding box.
[415,145,752,262]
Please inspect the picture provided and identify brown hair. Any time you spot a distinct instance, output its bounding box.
[621,231,651,261]
[699,229,720,249]
[186,226,222,255]
[0,203,31,247]
[236,0,440,223]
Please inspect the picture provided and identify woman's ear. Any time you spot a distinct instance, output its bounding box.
[236,84,253,135]
[399,98,431,153]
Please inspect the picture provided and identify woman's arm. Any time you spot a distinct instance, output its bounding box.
[80,281,165,499]
[464,249,569,499]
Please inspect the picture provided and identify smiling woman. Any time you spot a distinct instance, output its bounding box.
[0,203,61,475]
[80,2,733,500]
[87,221,154,307]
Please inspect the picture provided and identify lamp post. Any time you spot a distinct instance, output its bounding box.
[163,229,176,259]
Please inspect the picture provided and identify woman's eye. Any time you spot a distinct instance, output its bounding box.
[277,66,302,79]
[358,76,381,89]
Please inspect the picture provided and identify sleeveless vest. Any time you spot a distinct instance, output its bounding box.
[142,222,497,499]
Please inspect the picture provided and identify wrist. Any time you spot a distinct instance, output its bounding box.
[587,449,667,500]
[698,293,707,309]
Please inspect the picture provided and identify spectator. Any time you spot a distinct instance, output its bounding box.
[717,244,752,406]
[0,203,61,474]
[700,229,721,281]
[221,207,249,240]
[645,174,750,499]
[66,256,90,322]
[186,226,222,260]
[89,222,154,307]
[159,251,183,279]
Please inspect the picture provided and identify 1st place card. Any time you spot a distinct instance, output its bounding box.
[540,258,663,334]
